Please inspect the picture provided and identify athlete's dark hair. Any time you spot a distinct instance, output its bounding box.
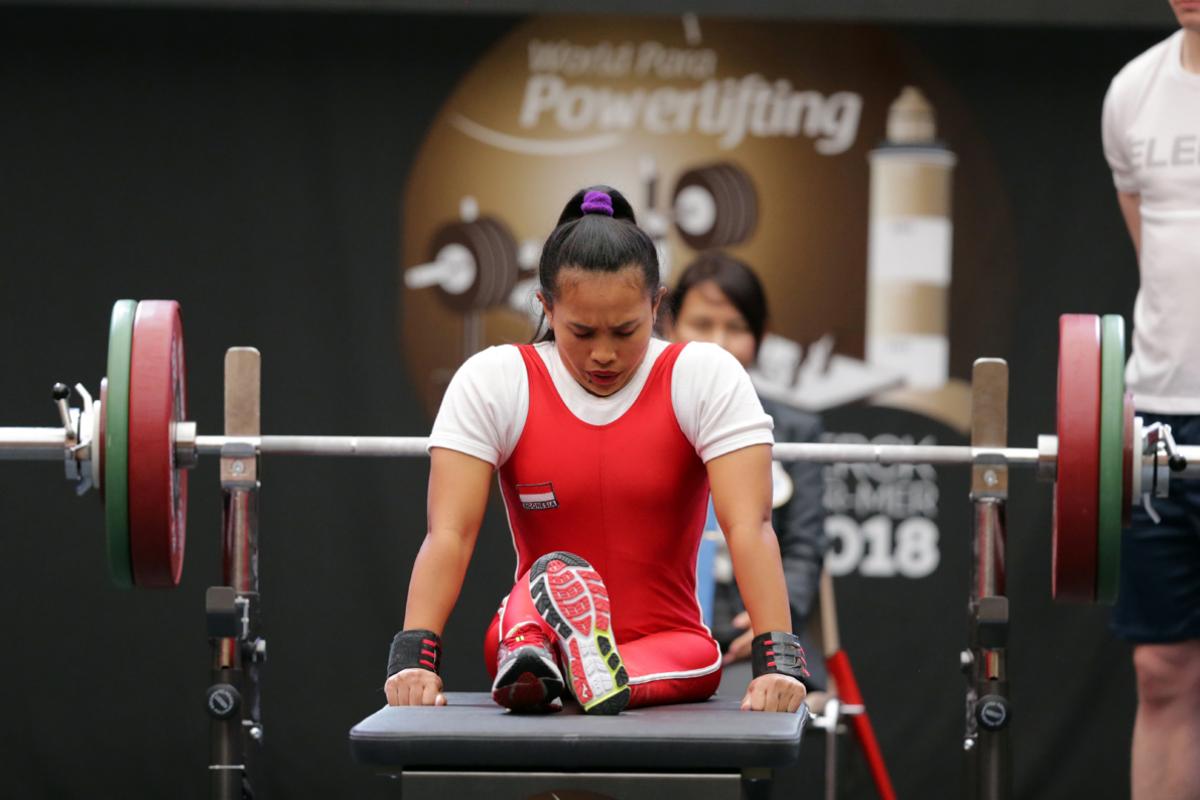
[668,252,769,351]
[535,185,660,341]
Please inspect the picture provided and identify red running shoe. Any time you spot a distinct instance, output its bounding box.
[491,621,564,713]
[529,551,630,715]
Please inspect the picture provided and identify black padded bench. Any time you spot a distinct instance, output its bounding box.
[350,692,806,799]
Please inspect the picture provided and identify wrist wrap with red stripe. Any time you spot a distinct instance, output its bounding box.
[751,631,810,682]
[387,629,442,678]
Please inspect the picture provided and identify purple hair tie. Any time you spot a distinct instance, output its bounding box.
[581,190,614,217]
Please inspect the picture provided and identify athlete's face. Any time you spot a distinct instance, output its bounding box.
[668,280,757,369]
[1171,0,1200,31]
[541,265,662,397]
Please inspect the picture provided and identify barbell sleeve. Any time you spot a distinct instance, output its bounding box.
[0,428,69,460]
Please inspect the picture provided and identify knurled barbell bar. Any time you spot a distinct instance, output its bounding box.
[1,302,1194,604]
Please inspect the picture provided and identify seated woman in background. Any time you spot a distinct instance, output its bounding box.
[665,252,829,696]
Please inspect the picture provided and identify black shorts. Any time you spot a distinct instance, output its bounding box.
[1111,412,1200,643]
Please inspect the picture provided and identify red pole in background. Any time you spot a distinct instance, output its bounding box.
[819,571,898,800]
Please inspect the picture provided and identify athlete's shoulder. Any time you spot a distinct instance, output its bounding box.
[1110,31,1178,96]
[454,344,526,383]
[673,340,747,378]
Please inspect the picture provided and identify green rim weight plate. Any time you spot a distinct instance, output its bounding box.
[105,300,137,589]
[1097,314,1125,604]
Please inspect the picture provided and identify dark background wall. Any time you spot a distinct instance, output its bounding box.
[0,5,1171,799]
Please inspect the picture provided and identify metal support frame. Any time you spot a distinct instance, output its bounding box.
[963,359,1012,800]
[210,348,265,800]
[806,697,866,800]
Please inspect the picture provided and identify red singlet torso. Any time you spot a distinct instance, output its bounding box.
[497,342,711,643]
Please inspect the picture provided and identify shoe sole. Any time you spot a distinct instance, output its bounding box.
[491,646,564,712]
[529,551,630,715]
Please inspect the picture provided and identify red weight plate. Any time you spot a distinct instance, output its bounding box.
[1123,392,1134,528]
[1053,314,1101,601]
[128,300,188,587]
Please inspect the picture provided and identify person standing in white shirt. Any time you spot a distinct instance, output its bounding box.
[1102,4,1200,797]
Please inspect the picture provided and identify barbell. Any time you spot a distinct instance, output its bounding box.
[1,301,1194,604]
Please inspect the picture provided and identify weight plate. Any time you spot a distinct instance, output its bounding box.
[716,162,758,246]
[470,217,507,309]
[1053,314,1101,602]
[705,163,737,248]
[1122,392,1134,529]
[128,300,188,588]
[467,219,499,312]
[104,300,136,589]
[476,217,520,308]
[1096,314,1125,605]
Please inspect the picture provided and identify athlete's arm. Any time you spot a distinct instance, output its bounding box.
[1116,190,1141,257]
[405,447,492,630]
[708,443,790,632]
[385,447,492,706]
[708,443,806,713]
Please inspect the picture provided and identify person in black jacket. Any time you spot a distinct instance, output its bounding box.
[666,252,828,693]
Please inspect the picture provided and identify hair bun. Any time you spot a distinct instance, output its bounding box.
[580,190,614,217]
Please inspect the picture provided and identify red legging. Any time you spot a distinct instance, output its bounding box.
[483,571,722,709]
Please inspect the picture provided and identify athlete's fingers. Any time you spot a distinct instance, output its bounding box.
[769,683,786,713]
[435,693,448,706]
[787,686,805,714]
[384,678,399,706]
[781,682,798,713]
[421,680,440,706]
[408,682,427,707]
[740,688,754,711]
[750,679,768,712]
[767,678,788,712]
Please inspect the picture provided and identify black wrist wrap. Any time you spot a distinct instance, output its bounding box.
[751,631,810,682]
[386,629,442,679]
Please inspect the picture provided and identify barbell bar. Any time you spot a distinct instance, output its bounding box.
[1,301,1193,604]
[6,430,1197,475]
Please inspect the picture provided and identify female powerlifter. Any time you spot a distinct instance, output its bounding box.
[383,186,808,715]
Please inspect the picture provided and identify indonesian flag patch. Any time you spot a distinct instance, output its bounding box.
[517,482,559,511]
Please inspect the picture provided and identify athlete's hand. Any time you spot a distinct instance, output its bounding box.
[385,668,447,706]
[723,611,753,664]
[741,673,806,713]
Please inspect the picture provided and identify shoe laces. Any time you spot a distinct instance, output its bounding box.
[502,622,550,653]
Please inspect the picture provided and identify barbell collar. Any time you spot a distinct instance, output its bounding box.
[1037,434,1058,481]
[174,421,198,469]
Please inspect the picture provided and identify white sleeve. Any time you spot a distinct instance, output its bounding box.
[1101,77,1138,194]
[427,345,528,467]
[672,342,774,463]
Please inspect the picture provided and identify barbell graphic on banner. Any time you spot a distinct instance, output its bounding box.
[0,301,1192,604]
[402,162,761,329]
